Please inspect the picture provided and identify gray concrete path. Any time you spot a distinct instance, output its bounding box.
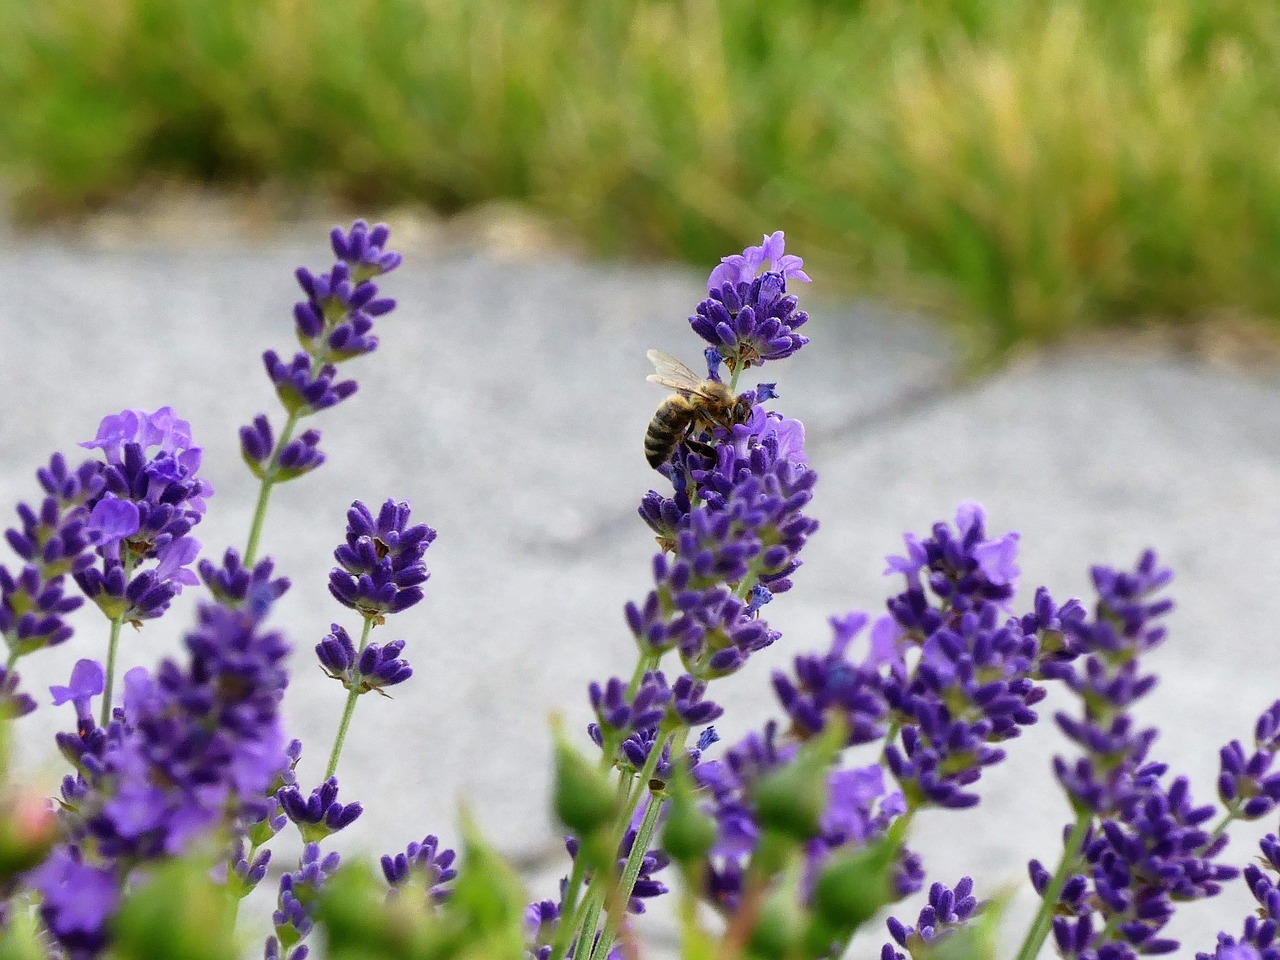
[3,228,1279,955]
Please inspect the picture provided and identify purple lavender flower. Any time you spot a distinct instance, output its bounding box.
[240,415,325,481]
[316,624,413,694]
[26,846,118,956]
[1217,701,1280,821]
[270,843,341,958]
[881,877,981,960]
[49,659,104,736]
[692,723,906,913]
[884,502,1020,625]
[263,350,359,418]
[6,454,102,579]
[707,232,811,291]
[0,564,81,657]
[328,499,435,621]
[35,592,291,955]
[278,778,363,843]
[771,612,889,745]
[293,236,397,364]
[331,219,403,279]
[74,407,212,622]
[1027,552,1236,960]
[381,834,458,901]
[0,666,36,718]
[198,548,291,613]
[1199,835,1280,960]
[694,233,810,373]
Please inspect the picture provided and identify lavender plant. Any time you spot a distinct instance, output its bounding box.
[0,223,1274,960]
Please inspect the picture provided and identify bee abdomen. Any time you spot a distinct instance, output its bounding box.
[645,396,694,467]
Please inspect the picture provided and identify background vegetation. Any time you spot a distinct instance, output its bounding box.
[3,0,1280,357]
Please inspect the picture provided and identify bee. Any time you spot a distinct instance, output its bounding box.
[644,349,752,468]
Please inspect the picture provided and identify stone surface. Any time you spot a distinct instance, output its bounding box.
[1,228,1278,955]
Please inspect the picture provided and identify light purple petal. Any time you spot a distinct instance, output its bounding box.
[974,532,1021,587]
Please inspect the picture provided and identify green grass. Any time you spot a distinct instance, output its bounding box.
[4,0,1280,358]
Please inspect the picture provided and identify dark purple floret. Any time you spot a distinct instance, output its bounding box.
[271,843,341,957]
[316,624,413,694]
[773,612,889,745]
[588,673,672,741]
[331,220,403,278]
[694,233,811,373]
[0,564,81,656]
[0,666,36,719]
[240,415,326,481]
[884,502,1019,626]
[263,350,359,417]
[380,834,458,902]
[34,591,291,955]
[882,877,981,960]
[279,778,363,842]
[198,548,291,612]
[329,499,435,620]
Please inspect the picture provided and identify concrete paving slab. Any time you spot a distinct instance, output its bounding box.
[2,232,1279,956]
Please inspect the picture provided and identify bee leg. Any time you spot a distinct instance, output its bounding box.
[685,437,720,460]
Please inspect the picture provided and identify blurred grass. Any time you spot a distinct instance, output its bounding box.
[3,0,1280,357]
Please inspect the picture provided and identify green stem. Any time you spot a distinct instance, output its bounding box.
[575,727,673,960]
[324,616,374,780]
[546,853,591,960]
[99,554,137,728]
[243,411,301,566]
[99,616,124,728]
[1014,809,1092,960]
[5,648,17,672]
[593,787,666,960]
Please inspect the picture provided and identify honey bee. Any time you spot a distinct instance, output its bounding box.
[644,349,752,468]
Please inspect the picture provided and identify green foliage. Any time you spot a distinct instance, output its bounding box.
[4,0,1280,354]
[112,857,237,960]
[317,812,528,960]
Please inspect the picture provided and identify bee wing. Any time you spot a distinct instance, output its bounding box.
[646,349,706,395]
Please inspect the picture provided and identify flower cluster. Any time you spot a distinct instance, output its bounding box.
[240,220,402,495]
[5,223,1280,960]
[35,588,290,954]
[1027,553,1238,960]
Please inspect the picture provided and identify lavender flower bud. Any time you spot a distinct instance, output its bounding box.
[279,778,362,843]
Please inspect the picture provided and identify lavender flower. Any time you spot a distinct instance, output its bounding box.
[881,877,981,960]
[293,221,399,366]
[0,666,36,719]
[381,834,458,901]
[316,624,413,694]
[49,659,104,737]
[34,591,291,955]
[331,219,403,278]
[269,843,341,959]
[328,499,435,621]
[1199,835,1280,960]
[240,416,325,480]
[1217,700,1280,821]
[1026,553,1236,960]
[263,351,359,418]
[279,778,363,843]
[74,407,212,623]
[198,548,291,613]
[694,232,810,373]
